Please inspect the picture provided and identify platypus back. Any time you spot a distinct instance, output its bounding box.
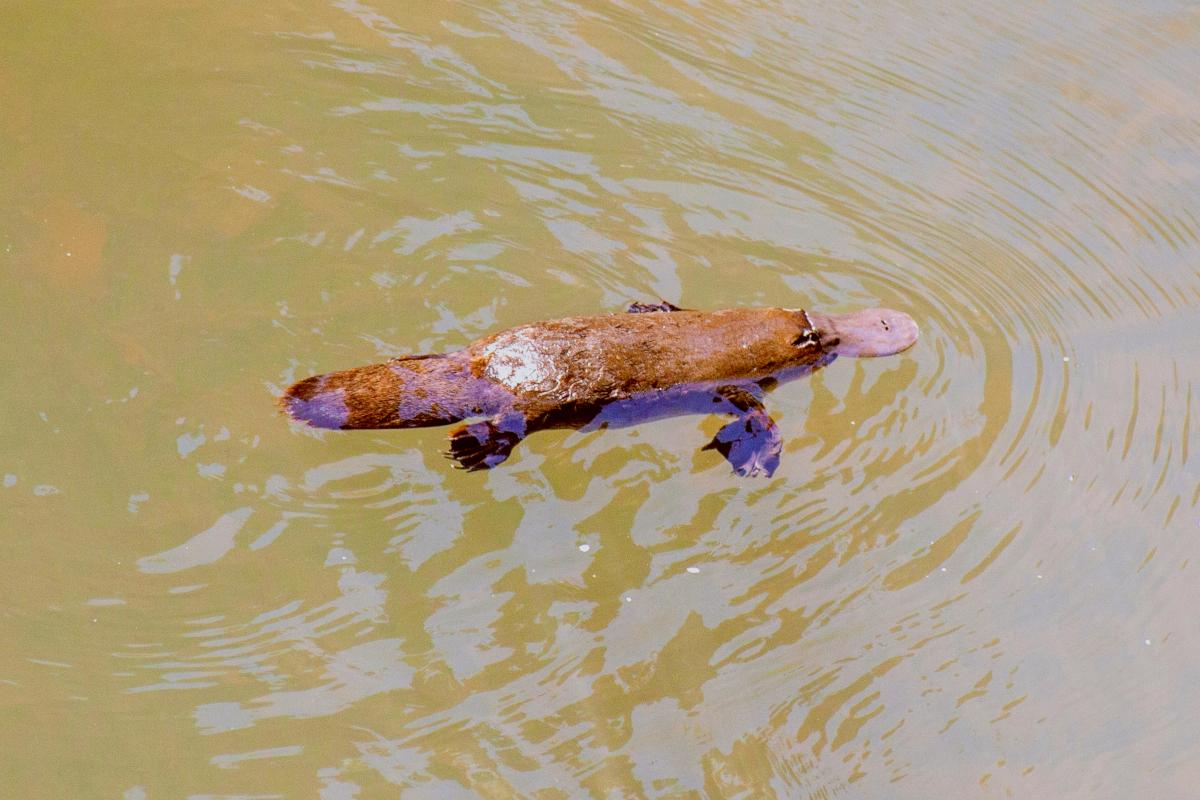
[280,354,509,430]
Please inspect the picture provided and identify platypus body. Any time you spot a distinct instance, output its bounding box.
[280,302,919,476]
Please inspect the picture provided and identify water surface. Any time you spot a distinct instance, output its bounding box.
[3,1,1199,797]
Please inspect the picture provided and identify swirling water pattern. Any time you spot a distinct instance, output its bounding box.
[1,1,1198,797]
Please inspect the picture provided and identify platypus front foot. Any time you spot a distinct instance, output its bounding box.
[701,385,782,477]
[627,300,683,313]
[445,413,527,471]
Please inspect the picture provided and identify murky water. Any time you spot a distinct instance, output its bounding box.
[3,1,1199,797]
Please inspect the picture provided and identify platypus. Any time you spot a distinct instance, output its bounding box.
[279,302,918,476]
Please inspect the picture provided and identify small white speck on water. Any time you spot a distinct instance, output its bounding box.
[1037,574,1043,579]
[127,492,149,513]
[940,567,947,572]
[1063,356,1070,362]
[623,596,632,603]
[578,544,590,553]
[1145,639,1151,646]
[1068,474,1075,482]
[169,253,186,286]
[686,567,700,574]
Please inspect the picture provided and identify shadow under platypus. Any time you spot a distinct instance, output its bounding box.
[280,302,919,477]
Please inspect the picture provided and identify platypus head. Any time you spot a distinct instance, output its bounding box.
[805,308,919,358]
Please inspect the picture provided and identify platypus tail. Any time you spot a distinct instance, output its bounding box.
[279,354,492,430]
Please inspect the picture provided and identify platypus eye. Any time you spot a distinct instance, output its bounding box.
[793,328,819,347]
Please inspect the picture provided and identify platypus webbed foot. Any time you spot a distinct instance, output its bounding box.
[703,413,782,477]
[445,413,527,471]
[702,385,782,477]
[627,300,684,313]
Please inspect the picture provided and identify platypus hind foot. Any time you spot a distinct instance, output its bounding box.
[445,414,527,471]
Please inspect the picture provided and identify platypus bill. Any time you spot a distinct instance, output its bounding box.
[279,302,919,477]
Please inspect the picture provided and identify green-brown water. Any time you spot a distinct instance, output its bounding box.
[3,2,1199,797]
